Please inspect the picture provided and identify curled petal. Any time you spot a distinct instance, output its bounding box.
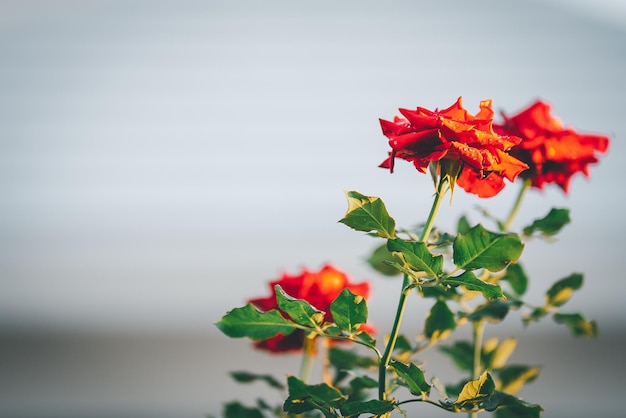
[457,168,506,198]
[490,149,530,182]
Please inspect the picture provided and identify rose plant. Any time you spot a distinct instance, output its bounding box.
[215,97,609,417]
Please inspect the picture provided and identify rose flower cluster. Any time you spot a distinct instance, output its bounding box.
[248,264,371,352]
[379,97,609,197]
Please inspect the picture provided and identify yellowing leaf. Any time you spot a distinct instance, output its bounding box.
[489,338,517,369]
[455,372,495,409]
[546,287,574,307]
[497,366,541,394]
[545,273,583,307]
[483,336,499,354]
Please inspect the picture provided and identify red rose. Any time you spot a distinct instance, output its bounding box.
[494,100,609,193]
[248,264,371,353]
[379,97,529,198]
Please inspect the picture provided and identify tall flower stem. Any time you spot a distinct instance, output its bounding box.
[378,176,448,400]
[299,335,317,383]
[322,337,332,385]
[420,176,448,242]
[469,319,486,418]
[378,274,412,400]
[501,179,531,232]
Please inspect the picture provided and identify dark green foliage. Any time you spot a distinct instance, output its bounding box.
[523,207,570,237]
[500,263,528,297]
[453,224,524,272]
[424,299,456,340]
[442,271,504,300]
[284,376,346,417]
[339,191,396,239]
[440,341,474,371]
[330,288,368,336]
[367,243,402,276]
[229,371,284,389]
[215,304,298,340]
[223,402,265,418]
[276,285,325,328]
[553,313,598,337]
[390,360,431,396]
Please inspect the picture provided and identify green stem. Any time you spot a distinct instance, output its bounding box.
[299,335,317,383]
[501,179,530,232]
[321,337,332,386]
[420,176,448,241]
[472,320,485,379]
[378,177,448,400]
[378,274,412,400]
[469,319,486,418]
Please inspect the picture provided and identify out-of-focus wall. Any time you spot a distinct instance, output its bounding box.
[0,1,624,417]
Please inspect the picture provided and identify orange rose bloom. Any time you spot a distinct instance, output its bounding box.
[379,97,529,198]
[494,100,609,193]
[248,264,371,353]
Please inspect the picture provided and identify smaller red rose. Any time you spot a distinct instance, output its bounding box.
[494,100,609,193]
[248,264,372,353]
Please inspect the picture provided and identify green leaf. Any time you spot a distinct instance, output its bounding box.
[454,372,496,410]
[340,399,395,417]
[545,273,583,307]
[275,285,325,328]
[553,313,598,337]
[429,230,456,248]
[348,375,379,391]
[424,299,456,342]
[440,341,474,371]
[215,304,298,339]
[443,271,504,300]
[223,402,265,418]
[465,300,512,323]
[522,307,548,325]
[393,334,414,353]
[458,215,471,234]
[356,331,376,346]
[330,288,368,335]
[496,365,540,394]
[493,391,543,418]
[420,283,459,299]
[367,243,402,276]
[329,347,378,370]
[284,375,345,417]
[501,263,528,297]
[387,238,444,277]
[339,191,396,239]
[453,224,524,272]
[342,376,375,402]
[390,360,431,396]
[522,207,570,237]
[229,371,284,389]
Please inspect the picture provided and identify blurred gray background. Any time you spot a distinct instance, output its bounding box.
[1,1,625,417]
